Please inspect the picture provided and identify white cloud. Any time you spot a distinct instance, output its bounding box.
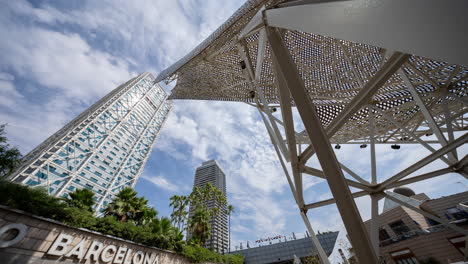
[0,72,15,81]
[2,1,467,261]
[0,27,133,103]
[141,174,180,192]
[7,0,242,71]
[0,79,23,108]
[0,2,136,153]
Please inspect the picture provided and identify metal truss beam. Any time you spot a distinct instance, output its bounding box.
[380,133,468,188]
[371,106,452,165]
[399,69,456,163]
[302,166,371,191]
[370,194,380,255]
[339,162,369,185]
[300,211,330,263]
[304,191,368,210]
[273,55,305,207]
[238,40,290,161]
[266,26,377,263]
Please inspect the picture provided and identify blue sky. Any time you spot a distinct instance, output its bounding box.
[1,1,467,262]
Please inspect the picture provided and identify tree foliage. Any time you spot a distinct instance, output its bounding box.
[170,194,189,231]
[182,244,244,264]
[0,124,22,178]
[189,207,211,245]
[65,188,95,212]
[187,182,231,247]
[0,179,243,263]
[226,204,235,252]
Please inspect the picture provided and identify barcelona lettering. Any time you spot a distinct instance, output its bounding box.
[46,233,159,264]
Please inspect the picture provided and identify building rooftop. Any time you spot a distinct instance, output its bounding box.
[231,231,338,264]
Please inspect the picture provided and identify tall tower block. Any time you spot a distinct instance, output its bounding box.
[189,160,229,253]
[9,72,171,213]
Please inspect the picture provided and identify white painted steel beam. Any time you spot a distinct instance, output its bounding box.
[399,69,456,162]
[255,29,267,81]
[304,191,368,210]
[369,108,377,184]
[371,106,452,165]
[238,41,290,161]
[338,163,369,185]
[386,167,454,190]
[238,5,265,39]
[264,0,468,66]
[300,211,331,264]
[266,26,377,263]
[259,107,299,202]
[273,56,305,207]
[370,195,380,256]
[302,166,371,191]
[441,90,458,160]
[380,133,468,188]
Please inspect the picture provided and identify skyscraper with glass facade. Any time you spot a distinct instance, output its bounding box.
[9,72,171,213]
[188,160,229,253]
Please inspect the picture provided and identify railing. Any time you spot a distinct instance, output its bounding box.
[379,223,450,247]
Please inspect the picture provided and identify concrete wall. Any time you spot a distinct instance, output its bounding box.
[0,206,193,264]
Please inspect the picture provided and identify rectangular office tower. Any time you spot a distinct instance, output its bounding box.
[9,72,171,213]
[189,160,229,253]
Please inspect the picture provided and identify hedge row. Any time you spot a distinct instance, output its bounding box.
[0,180,243,264]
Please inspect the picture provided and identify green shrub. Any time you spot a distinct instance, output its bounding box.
[0,180,68,220]
[60,206,96,227]
[182,245,243,264]
[0,180,243,263]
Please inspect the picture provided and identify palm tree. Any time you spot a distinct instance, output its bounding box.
[132,203,158,226]
[104,187,141,222]
[188,183,228,251]
[66,188,95,212]
[180,196,190,230]
[152,217,173,235]
[169,195,180,219]
[0,124,22,178]
[189,207,211,246]
[226,205,235,253]
[151,216,185,246]
[171,195,189,231]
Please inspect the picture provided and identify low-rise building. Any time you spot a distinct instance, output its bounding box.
[363,188,468,264]
[231,231,338,264]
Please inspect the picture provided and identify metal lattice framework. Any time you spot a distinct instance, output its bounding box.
[157,0,468,263]
[9,73,172,213]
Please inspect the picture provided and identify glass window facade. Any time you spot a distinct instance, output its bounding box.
[10,73,171,213]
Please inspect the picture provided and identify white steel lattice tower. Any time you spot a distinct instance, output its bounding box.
[9,72,171,213]
[189,160,228,254]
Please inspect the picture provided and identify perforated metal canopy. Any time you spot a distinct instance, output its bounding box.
[157,1,468,262]
[157,0,467,144]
